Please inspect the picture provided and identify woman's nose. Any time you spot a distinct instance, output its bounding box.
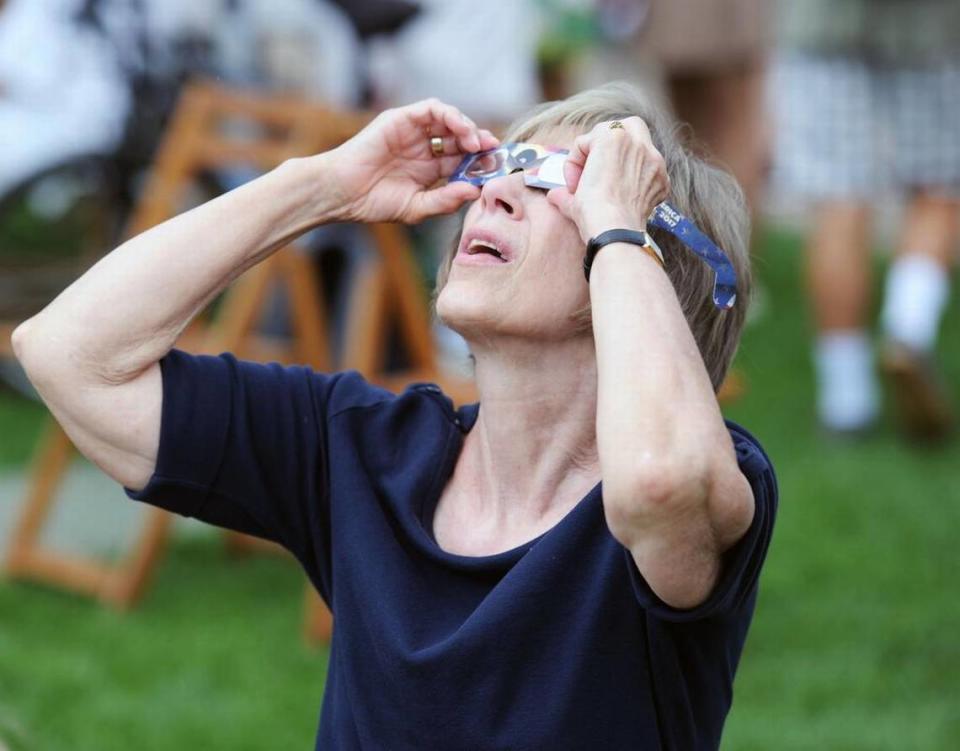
[478,172,524,219]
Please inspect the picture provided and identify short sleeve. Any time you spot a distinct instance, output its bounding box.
[627,421,778,622]
[124,349,389,591]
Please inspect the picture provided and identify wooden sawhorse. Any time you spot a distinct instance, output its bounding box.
[4,81,478,645]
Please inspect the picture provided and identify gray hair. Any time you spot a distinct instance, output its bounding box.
[435,82,752,391]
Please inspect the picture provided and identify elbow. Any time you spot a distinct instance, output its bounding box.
[10,320,26,361]
[13,316,148,388]
[11,317,33,357]
[11,317,53,392]
[11,318,40,374]
[602,458,710,547]
[11,315,72,389]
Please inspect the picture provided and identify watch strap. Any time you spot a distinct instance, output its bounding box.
[583,229,664,282]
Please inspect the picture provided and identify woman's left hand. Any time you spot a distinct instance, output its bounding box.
[547,117,670,243]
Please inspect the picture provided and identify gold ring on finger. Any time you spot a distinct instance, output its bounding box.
[609,121,624,130]
[430,136,444,156]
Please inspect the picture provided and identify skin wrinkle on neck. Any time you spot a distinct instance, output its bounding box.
[437,333,602,554]
[433,127,610,555]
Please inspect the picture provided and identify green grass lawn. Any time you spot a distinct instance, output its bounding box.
[721,227,960,750]
[1,226,959,749]
[0,541,324,751]
[0,391,45,470]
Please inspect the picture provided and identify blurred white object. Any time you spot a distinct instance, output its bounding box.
[815,330,879,433]
[215,0,364,107]
[596,0,649,42]
[0,0,130,198]
[368,0,542,122]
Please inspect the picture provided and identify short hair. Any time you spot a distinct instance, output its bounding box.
[434,82,752,392]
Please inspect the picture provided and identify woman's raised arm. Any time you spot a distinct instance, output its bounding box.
[11,99,496,491]
[548,117,754,610]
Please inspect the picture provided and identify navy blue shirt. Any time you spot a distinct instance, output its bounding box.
[126,350,777,750]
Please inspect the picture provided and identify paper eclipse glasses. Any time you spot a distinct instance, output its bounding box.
[450,142,737,310]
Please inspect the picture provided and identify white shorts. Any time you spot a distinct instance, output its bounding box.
[770,52,960,199]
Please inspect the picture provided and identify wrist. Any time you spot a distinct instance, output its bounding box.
[580,212,645,244]
[585,230,664,285]
[283,152,352,226]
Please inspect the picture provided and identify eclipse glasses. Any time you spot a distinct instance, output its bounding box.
[450,143,737,310]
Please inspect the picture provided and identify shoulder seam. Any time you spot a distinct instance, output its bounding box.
[328,385,459,425]
[329,397,395,420]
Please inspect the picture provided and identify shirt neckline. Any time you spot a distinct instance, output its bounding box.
[414,400,601,569]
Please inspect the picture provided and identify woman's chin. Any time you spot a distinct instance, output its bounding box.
[436,292,503,340]
[436,306,492,340]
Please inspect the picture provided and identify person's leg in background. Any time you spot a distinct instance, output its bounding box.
[881,193,956,358]
[879,191,958,439]
[667,60,769,219]
[877,60,960,440]
[622,0,770,404]
[807,201,879,433]
[665,61,769,401]
[770,51,882,433]
[637,0,772,217]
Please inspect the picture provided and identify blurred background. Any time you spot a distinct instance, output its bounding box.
[0,0,958,748]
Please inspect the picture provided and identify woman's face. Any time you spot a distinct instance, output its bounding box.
[436,133,590,344]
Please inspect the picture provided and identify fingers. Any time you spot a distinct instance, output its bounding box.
[547,186,576,220]
[478,129,499,151]
[430,130,498,157]
[612,117,669,204]
[429,135,460,157]
[563,133,591,191]
[578,117,656,157]
[545,116,671,240]
[567,116,670,201]
[437,153,471,176]
[410,181,480,222]
[573,117,651,165]
[405,98,498,154]
[561,157,584,194]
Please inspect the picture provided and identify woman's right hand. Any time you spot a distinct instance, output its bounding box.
[321,98,499,225]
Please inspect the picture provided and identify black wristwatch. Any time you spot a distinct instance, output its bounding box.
[583,229,658,282]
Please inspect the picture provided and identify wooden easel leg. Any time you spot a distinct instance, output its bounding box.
[340,255,389,374]
[281,247,331,371]
[303,586,333,645]
[4,420,115,597]
[368,223,435,370]
[4,419,74,573]
[206,255,280,355]
[3,82,376,612]
[100,507,175,608]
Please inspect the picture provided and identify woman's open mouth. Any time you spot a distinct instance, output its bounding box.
[456,229,514,266]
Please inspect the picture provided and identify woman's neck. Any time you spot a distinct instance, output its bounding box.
[456,335,601,527]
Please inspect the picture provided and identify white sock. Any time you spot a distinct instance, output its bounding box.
[880,254,949,352]
[814,330,879,431]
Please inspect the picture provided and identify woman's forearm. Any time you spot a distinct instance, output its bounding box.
[12,96,494,384]
[590,243,753,608]
[14,155,338,383]
[8,99,488,491]
[590,244,725,493]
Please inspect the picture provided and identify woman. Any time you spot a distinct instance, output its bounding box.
[13,83,777,750]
